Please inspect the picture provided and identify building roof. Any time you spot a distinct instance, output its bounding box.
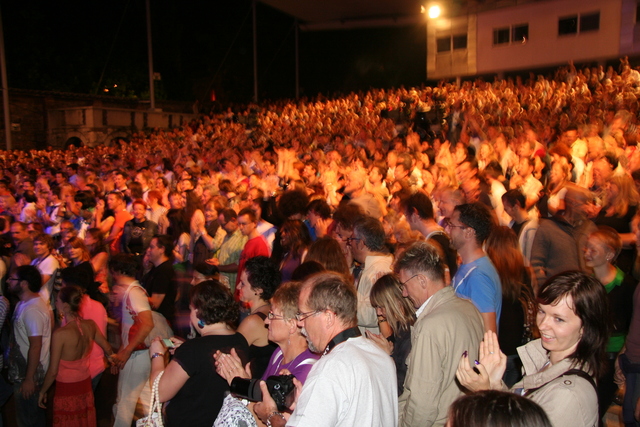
[259,0,538,30]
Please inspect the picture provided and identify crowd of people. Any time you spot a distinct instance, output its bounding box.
[1,56,640,427]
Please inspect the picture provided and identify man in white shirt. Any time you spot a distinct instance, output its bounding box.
[348,216,393,335]
[8,265,52,427]
[254,272,398,427]
[30,233,59,306]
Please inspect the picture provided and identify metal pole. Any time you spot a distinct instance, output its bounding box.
[0,5,11,150]
[146,0,155,110]
[295,18,299,100]
[252,0,258,103]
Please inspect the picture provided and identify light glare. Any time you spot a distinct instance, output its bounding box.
[428,5,441,19]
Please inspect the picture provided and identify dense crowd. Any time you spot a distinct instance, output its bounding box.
[2,57,640,427]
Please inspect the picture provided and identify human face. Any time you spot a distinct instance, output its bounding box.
[106,194,119,210]
[444,211,468,250]
[280,228,290,248]
[7,274,21,296]
[398,270,427,309]
[146,238,164,265]
[68,245,82,261]
[346,234,364,263]
[266,303,290,344]
[84,234,96,247]
[237,214,256,237]
[33,240,49,257]
[237,271,257,303]
[132,203,146,221]
[55,295,64,314]
[375,306,387,318]
[114,174,126,189]
[297,286,324,354]
[536,295,583,363]
[204,205,217,223]
[584,236,612,269]
[11,224,28,244]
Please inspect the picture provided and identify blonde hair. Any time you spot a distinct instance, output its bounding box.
[606,174,639,217]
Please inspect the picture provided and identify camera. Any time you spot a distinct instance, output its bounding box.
[230,374,296,411]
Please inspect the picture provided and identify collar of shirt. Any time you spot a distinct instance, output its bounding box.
[415,294,434,318]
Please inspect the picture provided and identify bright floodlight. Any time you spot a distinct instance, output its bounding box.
[428,5,441,18]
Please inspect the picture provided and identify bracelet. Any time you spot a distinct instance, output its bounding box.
[266,412,286,427]
[377,315,387,323]
[151,352,165,360]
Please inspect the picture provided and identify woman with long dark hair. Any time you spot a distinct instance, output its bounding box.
[457,271,611,427]
[274,219,311,282]
[485,226,538,387]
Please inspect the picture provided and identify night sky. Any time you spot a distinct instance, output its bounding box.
[2,0,426,104]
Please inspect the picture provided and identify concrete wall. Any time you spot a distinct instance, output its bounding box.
[428,14,478,79]
[0,90,195,151]
[476,0,625,73]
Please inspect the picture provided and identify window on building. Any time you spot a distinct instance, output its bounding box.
[493,27,510,45]
[558,16,578,35]
[580,12,600,32]
[453,34,467,50]
[512,24,529,43]
[437,37,451,53]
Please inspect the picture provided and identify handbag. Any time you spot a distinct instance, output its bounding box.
[137,370,165,427]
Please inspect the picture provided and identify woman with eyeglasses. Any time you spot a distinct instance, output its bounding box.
[214,281,319,426]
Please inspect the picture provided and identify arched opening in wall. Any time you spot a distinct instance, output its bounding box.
[64,136,84,150]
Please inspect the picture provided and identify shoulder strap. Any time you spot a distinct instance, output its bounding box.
[254,311,267,321]
[524,368,596,397]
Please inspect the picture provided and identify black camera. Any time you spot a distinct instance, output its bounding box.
[230,374,296,411]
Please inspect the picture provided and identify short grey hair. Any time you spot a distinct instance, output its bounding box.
[394,241,445,284]
[353,216,387,252]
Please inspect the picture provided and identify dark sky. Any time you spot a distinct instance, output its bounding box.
[1,0,426,103]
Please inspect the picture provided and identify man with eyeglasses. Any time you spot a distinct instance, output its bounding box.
[254,272,398,427]
[396,242,483,427]
[446,203,501,334]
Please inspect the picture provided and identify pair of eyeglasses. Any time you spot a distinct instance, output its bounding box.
[400,274,421,288]
[345,237,361,245]
[267,311,286,321]
[444,219,467,230]
[295,310,320,322]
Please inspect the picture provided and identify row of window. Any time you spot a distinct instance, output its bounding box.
[436,11,600,53]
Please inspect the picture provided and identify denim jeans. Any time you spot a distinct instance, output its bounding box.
[12,382,45,427]
[619,353,640,427]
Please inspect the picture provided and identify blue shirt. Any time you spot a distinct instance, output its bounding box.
[452,256,502,322]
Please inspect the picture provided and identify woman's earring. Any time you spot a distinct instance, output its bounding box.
[198,319,205,329]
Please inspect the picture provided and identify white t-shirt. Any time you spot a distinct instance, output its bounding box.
[13,297,52,373]
[31,255,59,304]
[287,336,398,427]
[121,281,152,348]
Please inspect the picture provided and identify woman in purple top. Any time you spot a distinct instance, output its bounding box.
[215,281,319,418]
[217,281,319,382]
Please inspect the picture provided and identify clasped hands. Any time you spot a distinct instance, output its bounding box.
[456,331,507,392]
